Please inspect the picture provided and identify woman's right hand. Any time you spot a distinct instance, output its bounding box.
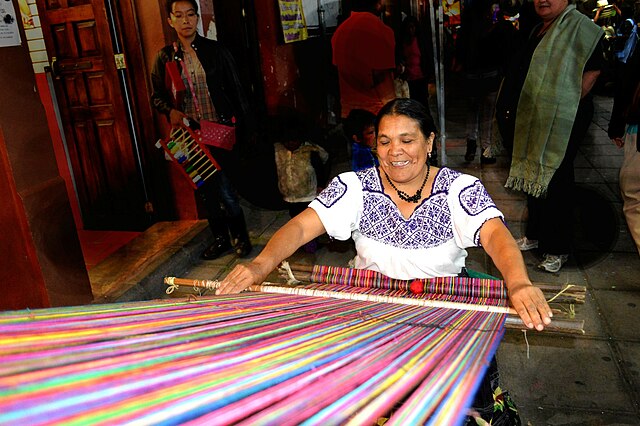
[169,109,188,128]
[217,262,268,295]
[216,209,326,295]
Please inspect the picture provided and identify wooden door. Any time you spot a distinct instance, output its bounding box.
[36,0,148,230]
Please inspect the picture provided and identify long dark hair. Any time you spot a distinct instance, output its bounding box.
[375,98,437,139]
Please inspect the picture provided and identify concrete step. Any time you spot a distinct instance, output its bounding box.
[89,220,211,303]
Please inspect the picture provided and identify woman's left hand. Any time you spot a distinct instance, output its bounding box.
[508,283,553,331]
[478,219,553,331]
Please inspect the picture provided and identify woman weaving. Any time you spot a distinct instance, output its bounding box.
[219,98,551,423]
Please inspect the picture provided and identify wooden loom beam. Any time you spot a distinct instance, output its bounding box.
[163,276,585,335]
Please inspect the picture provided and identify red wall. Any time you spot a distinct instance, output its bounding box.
[255,1,301,115]
[0,36,93,309]
[0,128,50,308]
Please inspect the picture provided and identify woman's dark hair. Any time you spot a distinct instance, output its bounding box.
[375,98,437,139]
[166,0,199,16]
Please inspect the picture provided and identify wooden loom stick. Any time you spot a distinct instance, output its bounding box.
[164,276,585,334]
[164,277,516,315]
[279,265,585,334]
[248,284,517,314]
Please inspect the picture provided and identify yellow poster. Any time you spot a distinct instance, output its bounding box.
[278,0,308,43]
[443,0,461,26]
[18,0,34,29]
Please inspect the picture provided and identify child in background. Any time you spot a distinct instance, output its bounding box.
[344,109,378,171]
[274,115,330,253]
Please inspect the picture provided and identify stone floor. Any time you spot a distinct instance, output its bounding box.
[94,94,640,425]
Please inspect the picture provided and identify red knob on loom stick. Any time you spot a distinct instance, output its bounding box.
[410,279,424,294]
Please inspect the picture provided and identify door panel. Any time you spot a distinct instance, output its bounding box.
[37,0,147,230]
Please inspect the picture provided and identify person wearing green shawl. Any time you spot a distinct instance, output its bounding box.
[499,0,604,272]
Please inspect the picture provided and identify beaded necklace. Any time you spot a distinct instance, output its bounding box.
[383,162,430,203]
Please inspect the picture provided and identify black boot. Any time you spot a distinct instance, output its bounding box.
[201,234,232,260]
[228,213,252,258]
[201,220,232,260]
[465,139,477,162]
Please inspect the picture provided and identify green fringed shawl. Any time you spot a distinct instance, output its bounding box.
[505,5,602,197]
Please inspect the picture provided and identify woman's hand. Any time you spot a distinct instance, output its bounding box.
[169,109,188,128]
[216,209,327,296]
[508,282,552,331]
[479,219,553,330]
[217,262,268,295]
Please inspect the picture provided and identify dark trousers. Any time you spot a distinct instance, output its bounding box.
[525,97,594,254]
[197,170,245,240]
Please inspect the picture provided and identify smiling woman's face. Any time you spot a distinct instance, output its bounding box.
[534,0,569,22]
[376,114,434,185]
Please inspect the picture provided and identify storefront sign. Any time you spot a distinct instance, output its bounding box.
[278,0,308,43]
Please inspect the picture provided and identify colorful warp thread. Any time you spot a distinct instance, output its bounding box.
[310,265,508,305]
[0,287,507,425]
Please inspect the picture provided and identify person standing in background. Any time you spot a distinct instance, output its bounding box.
[396,15,438,165]
[608,46,640,255]
[150,0,253,260]
[396,16,432,110]
[456,0,516,164]
[498,0,603,273]
[332,0,396,118]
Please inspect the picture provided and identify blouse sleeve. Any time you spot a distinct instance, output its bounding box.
[308,172,363,241]
[448,174,504,248]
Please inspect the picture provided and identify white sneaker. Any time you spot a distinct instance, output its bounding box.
[538,254,569,273]
[515,236,539,251]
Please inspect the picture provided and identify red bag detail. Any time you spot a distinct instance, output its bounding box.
[198,120,236,151]
[165,61,186,107]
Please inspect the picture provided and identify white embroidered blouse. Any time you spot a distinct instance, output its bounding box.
[308,167,504,279]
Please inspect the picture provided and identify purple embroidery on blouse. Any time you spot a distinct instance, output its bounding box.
[357,167,454,249]
[357,167,383,192]
[316,175,347,207]
[432,167,462,195]
[459,180,497,216]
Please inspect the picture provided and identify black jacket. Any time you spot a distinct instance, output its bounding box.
[608,47,640,138]
[150,34,251,128]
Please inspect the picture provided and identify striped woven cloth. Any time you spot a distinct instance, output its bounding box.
[0,282,507,425]
[310,265,508,304]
